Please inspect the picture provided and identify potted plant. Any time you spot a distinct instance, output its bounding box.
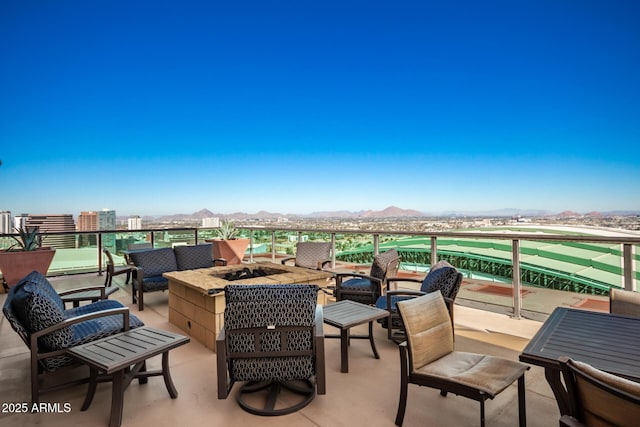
[0,226,57,289]
[206,220,249,265]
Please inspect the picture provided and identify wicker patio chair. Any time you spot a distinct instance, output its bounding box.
[281,241,332,270]
[376,260,462,343]
[334,249,401,305]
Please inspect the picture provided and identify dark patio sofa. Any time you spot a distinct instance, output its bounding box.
[129,244,226,310]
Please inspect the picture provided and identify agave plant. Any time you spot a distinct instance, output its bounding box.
[216,220,240,240]
[9,226,43,251]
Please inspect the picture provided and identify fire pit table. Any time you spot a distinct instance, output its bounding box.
[164,262,334,351]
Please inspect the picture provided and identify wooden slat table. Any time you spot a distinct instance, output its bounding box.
[519,307,640,415]
[68,326,190,427]
[323,300,389,373]
[59,286,119,308]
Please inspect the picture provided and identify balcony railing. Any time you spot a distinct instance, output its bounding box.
[1,226,638,321]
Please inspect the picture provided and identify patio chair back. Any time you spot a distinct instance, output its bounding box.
[560,357,640,427]
[217,284,325,415]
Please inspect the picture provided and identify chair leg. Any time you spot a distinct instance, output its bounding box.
[518,374,527,427]
[138,285,144,311]
[480,399,485,427]
[395,346,409,426]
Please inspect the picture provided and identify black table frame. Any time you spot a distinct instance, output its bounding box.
[519,307,640,415]
[68,326,189,427]
[323,300,389,373]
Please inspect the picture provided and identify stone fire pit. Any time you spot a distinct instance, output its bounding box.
[164,262,334,351]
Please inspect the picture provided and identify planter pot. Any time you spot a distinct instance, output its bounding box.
[0,248,57,288]
[206,239,249,265]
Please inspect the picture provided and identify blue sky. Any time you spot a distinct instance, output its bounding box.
[1,1,639,217]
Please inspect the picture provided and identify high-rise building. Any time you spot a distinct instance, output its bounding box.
[78,209,116,231]
[25,214,76,249]
[128,216,142,230]
[0,211,11,234]
[77,211,98,231]
[202,217,220,228]
[98,209,116,230]
[13,214,28,231]
[78,209,117,248]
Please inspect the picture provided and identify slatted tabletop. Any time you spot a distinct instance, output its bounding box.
[68,326,190,374]
[323,300,388,328]
[60,287,119,307]
[520,307,640,381]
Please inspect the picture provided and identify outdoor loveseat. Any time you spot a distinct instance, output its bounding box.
[128,244,226,310]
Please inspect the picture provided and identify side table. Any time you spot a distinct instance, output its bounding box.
[323,300,389,373]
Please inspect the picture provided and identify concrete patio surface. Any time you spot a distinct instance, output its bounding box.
[0,271,561,427]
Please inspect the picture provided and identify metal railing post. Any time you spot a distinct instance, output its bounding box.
[97,232,103,276]
[271,231,276,263]
[512,239,522,319]
[249,229,254,263]
[373,234,379,255]
[623,243,636,291]
[430,236,437,266]
[331,233,336,268]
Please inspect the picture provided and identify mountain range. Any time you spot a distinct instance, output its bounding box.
[125,206,639,222]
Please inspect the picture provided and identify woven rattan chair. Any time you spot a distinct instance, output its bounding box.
[376,260,462,343]
[216,284,326,416]
[334,249,401,306]
[559,357,640,427]
[395,292,529,427]
[281,241,331,270]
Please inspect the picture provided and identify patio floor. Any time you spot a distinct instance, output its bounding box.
[0,271,560,427]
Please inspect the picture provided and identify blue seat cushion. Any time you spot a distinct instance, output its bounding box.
[141,275,169,292]
[340,277,373,291]
[66,299,144,346]
[374,294,413,311]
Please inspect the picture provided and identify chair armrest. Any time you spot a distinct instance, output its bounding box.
[281,257,295,265]
[57,286,109,297]
[216,327,230,399]
[314,304,324,338]
[133,266,145,282]
[213,258,227,266]
[386,289,426,297]
[335,272,374,280]
[318,259,332,270]
[31,307,132,355]
[314,304,326,395]
[387,277,423,286]
[559,415,586,427]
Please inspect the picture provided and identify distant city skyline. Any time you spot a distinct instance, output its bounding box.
[1,1,639,216]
